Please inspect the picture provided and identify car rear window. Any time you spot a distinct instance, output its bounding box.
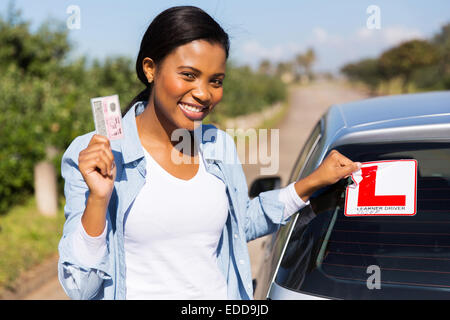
[275,143,450,299]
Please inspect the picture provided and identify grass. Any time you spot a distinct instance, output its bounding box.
[258,84,299,130]
[342,77,430,97]
[0,196,65,290]
[257,100,289,130]
[220,100,290,147]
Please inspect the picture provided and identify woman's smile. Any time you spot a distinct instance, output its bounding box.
[177,101,209,121]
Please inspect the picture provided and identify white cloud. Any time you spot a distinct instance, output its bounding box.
[312,27,343,45]
[240,40,304,64]
[312,27,328,43]
[356,25,424,47]
[235,25,426,72]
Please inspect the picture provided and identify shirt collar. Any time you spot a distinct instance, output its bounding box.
[119,100,224,165]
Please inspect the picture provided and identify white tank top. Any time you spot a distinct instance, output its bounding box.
[123,147,229,299]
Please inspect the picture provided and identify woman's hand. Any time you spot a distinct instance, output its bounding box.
[78,134,117,201]
[311,150,361,187]
[294,150,361,202]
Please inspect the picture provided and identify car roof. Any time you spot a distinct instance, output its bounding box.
[325,91,450,148]
[337,91,450,128]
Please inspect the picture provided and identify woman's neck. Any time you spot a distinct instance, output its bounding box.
[135,99,196,156]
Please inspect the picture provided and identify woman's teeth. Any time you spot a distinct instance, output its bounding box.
[178,103,205,113]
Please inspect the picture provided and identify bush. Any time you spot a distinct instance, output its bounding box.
[211,63,287,119]
[411,65,447,91]
[340,22,450,93]
[341,58,381,94]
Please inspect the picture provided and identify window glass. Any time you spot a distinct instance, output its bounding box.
[275,143,450,299]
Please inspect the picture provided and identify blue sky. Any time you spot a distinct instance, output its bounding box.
[2,0,450,73]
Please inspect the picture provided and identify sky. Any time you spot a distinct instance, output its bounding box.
[2,0,450,73]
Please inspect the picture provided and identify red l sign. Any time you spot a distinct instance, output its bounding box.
[344,160,417,216]
[357,166,406,207]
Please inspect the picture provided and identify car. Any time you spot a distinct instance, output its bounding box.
[250,91,450,300]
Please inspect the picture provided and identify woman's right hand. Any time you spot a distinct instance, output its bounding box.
[78,134,116,201]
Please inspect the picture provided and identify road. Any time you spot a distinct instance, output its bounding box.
[19,81,369,300]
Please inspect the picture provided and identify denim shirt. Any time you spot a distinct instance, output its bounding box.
[58,101,292,300]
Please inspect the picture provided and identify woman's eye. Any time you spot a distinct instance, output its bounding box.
[181,72,195,79]
[212,79,223,86]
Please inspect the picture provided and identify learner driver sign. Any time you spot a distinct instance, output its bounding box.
[344,160,418,216]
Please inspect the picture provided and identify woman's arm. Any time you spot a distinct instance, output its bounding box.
[221,129,361,242]
[240,153,359,242]
[78,134,117,236]
[58,133,115,300]
[294,150,361,202]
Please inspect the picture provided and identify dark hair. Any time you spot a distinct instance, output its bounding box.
[123,6,230,116]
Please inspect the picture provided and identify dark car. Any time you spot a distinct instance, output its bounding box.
[250,91,450,299]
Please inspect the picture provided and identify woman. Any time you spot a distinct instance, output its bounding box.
[58,6,360,300]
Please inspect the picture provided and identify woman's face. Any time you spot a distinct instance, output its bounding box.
[145,40,226,131]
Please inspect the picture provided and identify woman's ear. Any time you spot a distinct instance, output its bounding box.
[142,57,156,83]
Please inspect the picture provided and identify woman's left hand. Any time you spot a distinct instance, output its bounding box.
[294,150,361,201]
[311,150,361,188]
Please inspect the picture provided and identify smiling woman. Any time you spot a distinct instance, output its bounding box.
[57,5,360,300]
[138,40,226,128]
[122,5,230,119]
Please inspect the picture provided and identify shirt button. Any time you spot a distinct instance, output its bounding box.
[234,234,238,239]
[239,259,245,265]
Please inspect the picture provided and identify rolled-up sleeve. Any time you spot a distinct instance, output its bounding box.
[278,182,310,220]
[58,134,112,300]
[72,220,108,267]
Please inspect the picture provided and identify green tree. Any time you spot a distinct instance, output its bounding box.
[0,5,73,212]
[209,61,286,121]
[258,59,272,75]
[341,58,381,94]
[378,39,439,92]
[432,23,450,88]
[295,48,316,81]
[275,61,293,76]
[0,8,70,78]
[303,48,316,80]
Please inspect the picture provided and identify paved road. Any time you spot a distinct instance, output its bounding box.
[20,81,369,300]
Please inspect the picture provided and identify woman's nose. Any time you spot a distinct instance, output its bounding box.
[191,82,212,105]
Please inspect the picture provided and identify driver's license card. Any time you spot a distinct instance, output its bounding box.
[90,94,124,140]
